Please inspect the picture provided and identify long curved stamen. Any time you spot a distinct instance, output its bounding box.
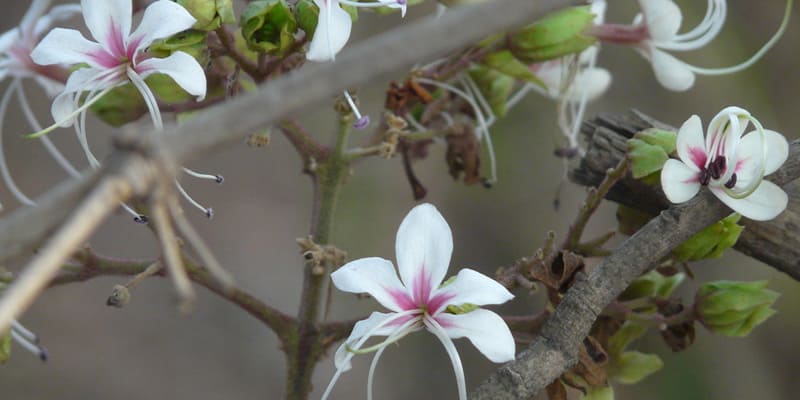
[423,314,467,400]
[366,317,420,400]
[26,85,115,139]
[321,309,420,400]
[126,67,163,131]
[346,322,417,355]
[0,80,36,205]
[175,181,213,218]
[15,82,81,178]
[10,319,38,343]
[416,77,498,185]
[75,88,104,168]
[10,327,47,361]
[662,0,726,50]
[183,167,224,184]
[688,0,792,76]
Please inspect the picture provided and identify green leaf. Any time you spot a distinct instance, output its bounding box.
[673,214,744,262]
[612,351,663,384]
[468,67,515,117]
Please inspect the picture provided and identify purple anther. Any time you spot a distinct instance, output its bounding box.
[134,215,149,224]
[353,116,371,130]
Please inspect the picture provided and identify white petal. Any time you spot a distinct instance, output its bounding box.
[639,0,682,42]
[711,181,788,221]
[0,29,19,54]
[50,91,76,127]
[137,51,207,100]
[31,28,112,68]
[430,268,513,314]
[647,48,695,91]
[331,257,410,312]
[590,0,608,25]
[395,203,453,303]
[129,0,197,52]
[81,0,131,52]
[661,158,701,203]
[50,67,118,126]
[563,67,611,102]
[34,4,84,39]
[436,309,516,363]
[676,114,706,170]
[20,0,49,40]
[734,129,789,180]
[306,0,352,62]
[334,311,404,371]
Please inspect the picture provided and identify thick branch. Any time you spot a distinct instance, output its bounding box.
[571,111,800,280]
[470,112,800,399]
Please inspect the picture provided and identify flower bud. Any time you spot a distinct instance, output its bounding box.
[89,83,148,127]
[695,280,780,337]
[240,0,298,55]
[176,0,235,31]
[673,214,743,262]
[510,6,597,63]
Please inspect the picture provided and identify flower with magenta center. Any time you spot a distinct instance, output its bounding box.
[323,203,515,400]
[661,106,789,221]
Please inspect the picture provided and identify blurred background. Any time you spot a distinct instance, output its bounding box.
[1,1,798,399]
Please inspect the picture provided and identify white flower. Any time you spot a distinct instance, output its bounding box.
[589,0,791,91]
[322,203,515,400]
[31,0,206,130]
[0,0,82,207]
[30,0,220,219]
[661,106,789,221]
[307,0,408,62]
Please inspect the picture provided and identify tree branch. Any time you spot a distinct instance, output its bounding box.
[470,112,800,399]
[571,111,800,280]
[0,0,572,333]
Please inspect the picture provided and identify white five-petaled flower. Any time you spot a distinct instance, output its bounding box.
[588,0,791,91]
[322,203,515,400]
[29,0,220,219]
[661,106,789,221]
[307,0,408,62]
[0,0,82,207]
[31,0,206,130]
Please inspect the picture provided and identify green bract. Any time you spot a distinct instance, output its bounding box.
[696,280,780,337]
[673,214,744,262]
[296,0,319,37]
[176,0,235,31]
[611,351,664,385]
[468,66,514,117]
[149,29,209,65]
[619,270,686,302]
[627,129,677,179]
[241,0,298,55]
[511,6,597,63]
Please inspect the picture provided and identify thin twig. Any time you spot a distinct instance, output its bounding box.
[150,199,195,310]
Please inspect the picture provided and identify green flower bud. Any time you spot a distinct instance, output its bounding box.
[510,6,597,63]
[696,280,780,337]
[176,0,235,31]
[240,0,298,55]
[468,66,514,117]
[610,351,663,385]
[296,0,318,36]
[627,128,677,179]
[673,214,743,262]
[90,84,148,127]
